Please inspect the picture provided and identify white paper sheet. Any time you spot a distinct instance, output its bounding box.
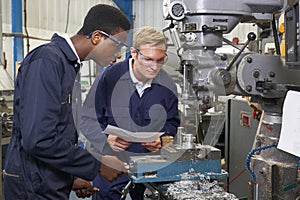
[277,90,300,157]
[103,125,164,142]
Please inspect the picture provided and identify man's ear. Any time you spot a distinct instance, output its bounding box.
[91,30,105,45]
[130,47,137,58]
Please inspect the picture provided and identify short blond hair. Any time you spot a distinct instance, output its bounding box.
[133,26,167,50]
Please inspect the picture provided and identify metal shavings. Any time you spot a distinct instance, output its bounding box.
[164,174,238,200]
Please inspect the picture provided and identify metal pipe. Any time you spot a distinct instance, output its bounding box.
[254,182,259,200]
[11,0,24,77]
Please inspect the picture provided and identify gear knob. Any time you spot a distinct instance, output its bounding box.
[248,32,256,41]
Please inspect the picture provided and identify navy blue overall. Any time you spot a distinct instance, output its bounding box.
[4,34,100,200]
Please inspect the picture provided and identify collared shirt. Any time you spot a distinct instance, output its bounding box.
[60,33,81,66]
[128,58,152,97]
[61,33,82,74]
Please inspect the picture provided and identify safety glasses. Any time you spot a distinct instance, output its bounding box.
[135,48,168,67]
[87,30,130,55]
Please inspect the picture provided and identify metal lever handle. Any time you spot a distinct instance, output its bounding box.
[226,32,256,71]
[120,180,133,200]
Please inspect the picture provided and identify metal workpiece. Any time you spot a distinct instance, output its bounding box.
[160,144,221,161]
[176,127,184,146]
[128,144,226,184]
[181,133,194,149]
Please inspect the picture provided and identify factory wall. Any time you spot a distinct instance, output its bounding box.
[133,0,169,29]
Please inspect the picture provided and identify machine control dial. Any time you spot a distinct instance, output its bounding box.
[169,1,186,20]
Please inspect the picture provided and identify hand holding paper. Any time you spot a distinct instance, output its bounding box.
[107,135,131,152]
[103,125,164,143]
[141,137,162,152]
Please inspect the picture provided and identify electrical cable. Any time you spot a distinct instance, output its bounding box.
[23,0,30,53]
[223,167,247,191]
[246,143,277,181]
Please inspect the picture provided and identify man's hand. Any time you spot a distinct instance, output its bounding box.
[72,178,99,198]
[141,137,161,152]
[100,155,128,181]
[107,135,131,152]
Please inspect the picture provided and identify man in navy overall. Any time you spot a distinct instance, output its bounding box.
[4,4,130,200]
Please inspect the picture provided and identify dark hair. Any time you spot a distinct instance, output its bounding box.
[77,4,130,35]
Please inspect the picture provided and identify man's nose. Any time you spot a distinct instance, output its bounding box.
[150,62,161,70]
